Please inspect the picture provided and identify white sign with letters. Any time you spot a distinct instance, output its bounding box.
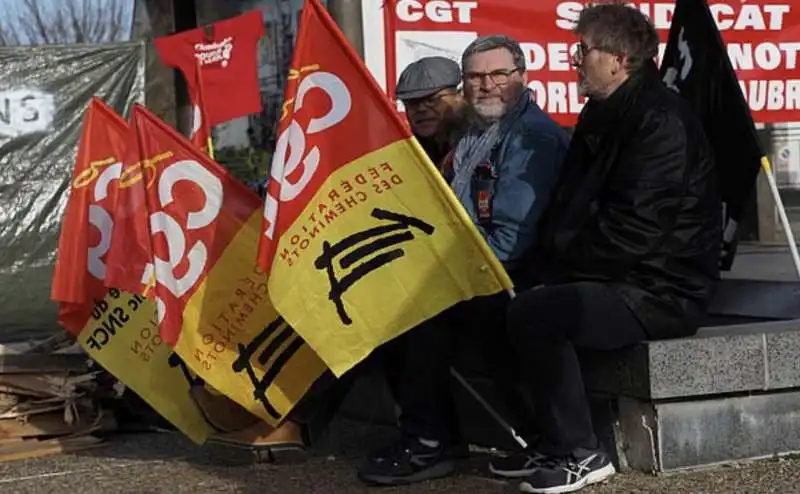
[0,89,55,138]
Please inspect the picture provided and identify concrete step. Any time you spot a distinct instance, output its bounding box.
[581,319,800,400]
[583,319,800,472]
[613,391,800,471]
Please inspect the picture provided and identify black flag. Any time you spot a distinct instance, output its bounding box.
[660,0,765,270]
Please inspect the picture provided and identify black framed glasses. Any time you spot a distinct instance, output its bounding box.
[403,90,457,110]
[572,43,603,65]
[462,67,523,87]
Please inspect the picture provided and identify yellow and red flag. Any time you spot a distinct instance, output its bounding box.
[257,0,513,376]
[105,103,327,425]
[50,98,214,444]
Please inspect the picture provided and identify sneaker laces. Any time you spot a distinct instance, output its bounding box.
[539,454,571,469]
[377,434,431,457]
[494,448,548,468]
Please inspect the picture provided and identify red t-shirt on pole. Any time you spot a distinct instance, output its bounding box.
[155,10,265,126]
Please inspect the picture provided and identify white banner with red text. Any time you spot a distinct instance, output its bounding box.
[362,0,800,125]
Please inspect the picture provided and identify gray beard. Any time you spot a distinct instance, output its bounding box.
[465,103,501,130]
[473,102,507,122]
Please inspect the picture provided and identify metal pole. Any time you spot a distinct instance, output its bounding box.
[450,368,529,450]
[756,124,779,242]
[327,0,364,58]
[761,157,800,278]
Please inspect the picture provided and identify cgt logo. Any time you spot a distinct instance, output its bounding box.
[262,66,352,240]
[141,159,223,325]
[71,152,173,283]
[395,0,478,24]
[0,89,55,138]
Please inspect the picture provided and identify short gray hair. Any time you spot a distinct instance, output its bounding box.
[461,35,526,71]
[575,2,659,72]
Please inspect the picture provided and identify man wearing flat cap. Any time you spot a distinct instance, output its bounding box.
[395,56,467,168]
[358,36,570,486]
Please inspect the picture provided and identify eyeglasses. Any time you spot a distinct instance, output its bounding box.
[571,43,603,65]
[462,68,522,87]
[403,90,456,110]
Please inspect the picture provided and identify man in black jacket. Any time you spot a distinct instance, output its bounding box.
[490,5,721,494]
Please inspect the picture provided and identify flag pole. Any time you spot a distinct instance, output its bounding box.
[449,367,529,450]
[194,56,215,161]
[450,284,525,451]
[761,156,800,278]
[207,136,215,161]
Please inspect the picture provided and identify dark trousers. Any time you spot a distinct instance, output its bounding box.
[289,293,532,446]
[288,337,403,443]
[393,292,532,444]
[507,281,647,456]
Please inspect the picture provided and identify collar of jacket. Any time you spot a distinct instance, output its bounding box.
[416,133,449,164]
[577,60,661,137]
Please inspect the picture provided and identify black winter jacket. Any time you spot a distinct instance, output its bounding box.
[533,62,721,340]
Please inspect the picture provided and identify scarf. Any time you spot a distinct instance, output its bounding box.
[451,89,533,203]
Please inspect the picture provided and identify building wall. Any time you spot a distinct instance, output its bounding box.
[195,1,307,146]
[132,0,177,127]
[192,0,318,181]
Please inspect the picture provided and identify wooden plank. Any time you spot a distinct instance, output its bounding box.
[0,384,53,399]
[0,397,85,420]
[0,411,117,440]
[0,355,89,374]
[0,436,104,463]
[0,373,77,399]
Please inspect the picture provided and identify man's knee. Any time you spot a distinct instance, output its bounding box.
[401,315,453,350]
[507,282,603,344]
[507,286,558,344]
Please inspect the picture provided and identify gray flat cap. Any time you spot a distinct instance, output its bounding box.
[396,56,460,101]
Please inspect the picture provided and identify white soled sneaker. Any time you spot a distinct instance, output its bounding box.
[518,449,615,494]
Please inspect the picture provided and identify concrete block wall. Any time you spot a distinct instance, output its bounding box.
[583,319,800,472]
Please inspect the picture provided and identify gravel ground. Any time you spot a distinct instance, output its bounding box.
[0,419,798,493]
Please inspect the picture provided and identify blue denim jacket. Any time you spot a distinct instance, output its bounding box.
[455,102,569,271]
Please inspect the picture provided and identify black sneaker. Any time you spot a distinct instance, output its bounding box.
[489,449,549,478]
[518,449,615,493]
[357,435,457,486]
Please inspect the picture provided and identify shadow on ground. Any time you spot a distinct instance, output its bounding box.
[1,418,799,493]
[0,418,510,494]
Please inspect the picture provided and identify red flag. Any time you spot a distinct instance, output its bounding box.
[51,98,129,335]
[257,1,397,272]
[104,120,162,298]
[103,104,327,423]
[107,104,258,345]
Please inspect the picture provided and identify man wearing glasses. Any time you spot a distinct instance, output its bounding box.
[394,56,468,169]
[491,5,720,493]
[358,35,569,487]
